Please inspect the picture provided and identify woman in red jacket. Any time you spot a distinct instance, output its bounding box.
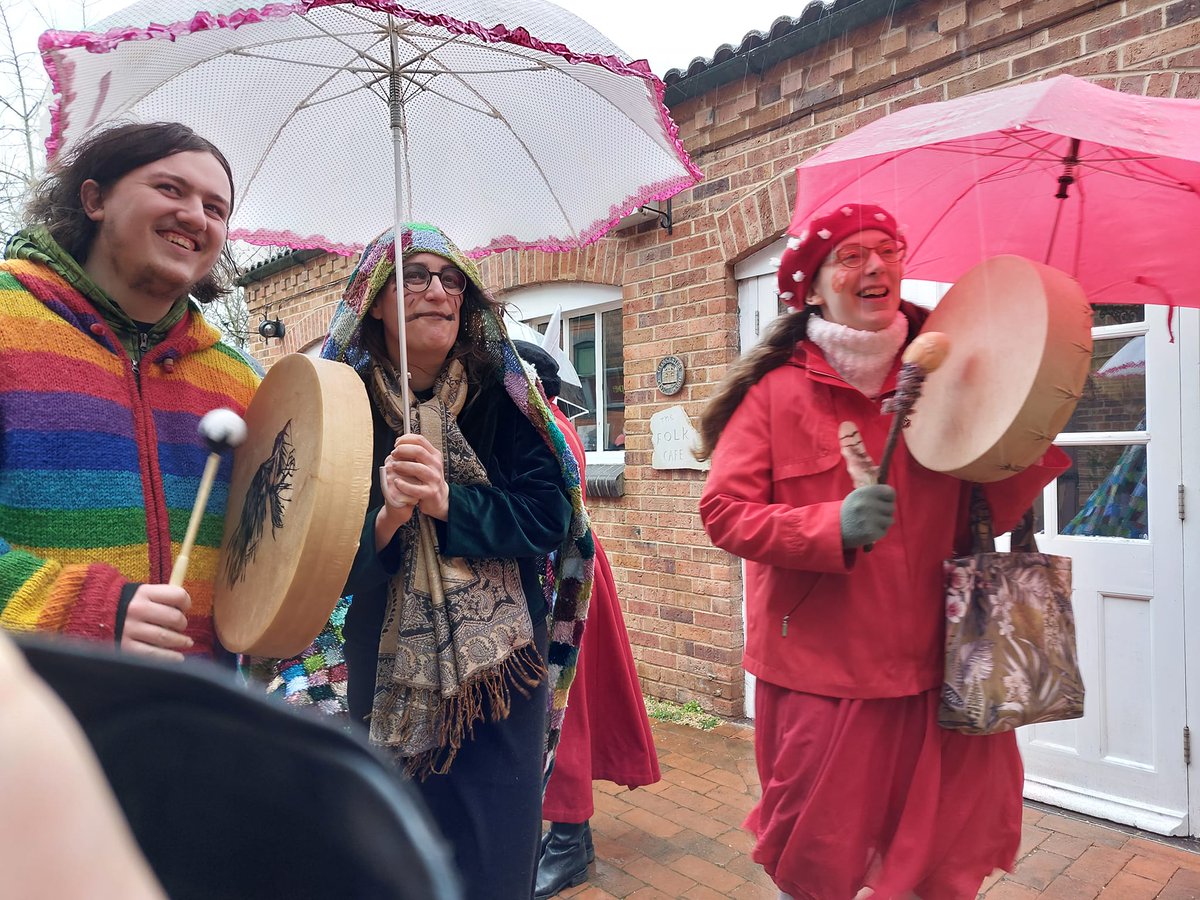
[697,204,1068,900]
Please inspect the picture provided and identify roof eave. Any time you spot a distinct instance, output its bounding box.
[236,248,324,287]
[662,0,924,107]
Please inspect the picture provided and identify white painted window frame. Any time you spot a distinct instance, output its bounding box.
[505,283,625,466]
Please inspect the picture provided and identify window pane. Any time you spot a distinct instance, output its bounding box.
[1062,335,1147,434]
[1092,303,1144,328]
[602,307,625,451]
[1056,444,1148,539]
[569,314,598,452]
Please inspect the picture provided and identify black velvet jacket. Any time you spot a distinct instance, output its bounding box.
[341,373,572,651]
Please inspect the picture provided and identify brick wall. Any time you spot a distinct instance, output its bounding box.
[244,253,356,364]
[246,0,1200,719]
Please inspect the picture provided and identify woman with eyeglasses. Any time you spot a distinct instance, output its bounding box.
[696,204,1067,899]
[319,224,591,900]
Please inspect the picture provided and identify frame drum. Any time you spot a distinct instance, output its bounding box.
[214,354,373,656]
[905,256,1093,483]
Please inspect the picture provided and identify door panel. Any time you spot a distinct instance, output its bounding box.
[1020,304,1188,835]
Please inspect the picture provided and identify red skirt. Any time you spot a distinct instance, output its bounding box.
[543,539,660,822]
[749,680,1022,900]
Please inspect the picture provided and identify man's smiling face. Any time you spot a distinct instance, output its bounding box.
[81,150,231,319]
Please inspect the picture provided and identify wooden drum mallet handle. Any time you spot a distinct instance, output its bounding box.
[877,332,950,484]
[169,409,247,588]
[861,332,950,553]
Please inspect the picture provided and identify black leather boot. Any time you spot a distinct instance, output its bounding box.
[539,821,594,863]
[535,821,591,898]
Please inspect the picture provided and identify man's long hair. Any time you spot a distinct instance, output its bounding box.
[24,121,237,303]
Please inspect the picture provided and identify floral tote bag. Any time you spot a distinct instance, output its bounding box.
[939,488,1085,735]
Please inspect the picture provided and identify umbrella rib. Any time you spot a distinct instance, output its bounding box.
[241,58,378,195]
[920,136,1193,191]
[226,49,383,73]
[298,73,390,111]
[1085,149,1197,191]
[391,31,579,236]
[392,73,497,117]
[105,12,395,123]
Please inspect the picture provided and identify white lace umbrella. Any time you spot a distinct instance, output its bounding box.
[40,0,700,418]
[40,0,699,257]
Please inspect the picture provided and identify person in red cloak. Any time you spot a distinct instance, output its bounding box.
[696,204,1069,899]
[513,341,660,899]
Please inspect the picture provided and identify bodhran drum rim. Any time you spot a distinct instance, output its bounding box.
[904,255,1093,483]
[214,354,373,657]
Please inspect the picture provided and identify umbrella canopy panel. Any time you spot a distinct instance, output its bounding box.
[42,0,701,257]
[791,76,1200,307]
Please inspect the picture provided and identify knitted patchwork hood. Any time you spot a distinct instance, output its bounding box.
[322,223,595,756]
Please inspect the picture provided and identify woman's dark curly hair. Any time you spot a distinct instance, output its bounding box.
[24,121,236,303]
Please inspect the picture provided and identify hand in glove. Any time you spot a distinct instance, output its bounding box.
[840,484,896,549]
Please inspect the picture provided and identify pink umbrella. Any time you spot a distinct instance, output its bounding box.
[790,75,1200,307]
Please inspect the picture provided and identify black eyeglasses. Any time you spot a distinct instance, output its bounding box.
[831,239,907,269]
[401,263,468,295]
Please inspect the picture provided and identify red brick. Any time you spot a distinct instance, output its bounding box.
[1041,832,1093,860]
[1097,870,1164,899]
[984,882,1043,899]
[1039,875,1100,899]
[622,856,697,896]
[1009,850,1074,890]
[1065,845,1135,886]
[1160,865,1200,898]
[1123,851,1181,882]
[669,855,745,894]
[939,3,968,32]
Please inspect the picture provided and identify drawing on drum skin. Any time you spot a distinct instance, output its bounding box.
[224,421,297,586]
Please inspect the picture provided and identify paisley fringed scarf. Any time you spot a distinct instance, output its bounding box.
[367,358,546,776]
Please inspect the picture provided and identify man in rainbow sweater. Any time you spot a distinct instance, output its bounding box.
[0,122,259,662]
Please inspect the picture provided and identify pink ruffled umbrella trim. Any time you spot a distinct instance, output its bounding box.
[229,169,695,257]
[38,0,703,200]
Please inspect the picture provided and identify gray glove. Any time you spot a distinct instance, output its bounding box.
[840,484,896,549]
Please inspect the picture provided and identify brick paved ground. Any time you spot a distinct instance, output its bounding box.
[547,719,1200,899]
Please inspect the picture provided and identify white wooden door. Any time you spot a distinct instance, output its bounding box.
[1182,307,1200,832]
[735,254,787,718]
[1019,304,1190,835]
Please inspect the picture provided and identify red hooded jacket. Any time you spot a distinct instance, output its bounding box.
[700,324,1069,699]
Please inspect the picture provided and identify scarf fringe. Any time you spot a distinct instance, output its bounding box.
[395,644,547,780]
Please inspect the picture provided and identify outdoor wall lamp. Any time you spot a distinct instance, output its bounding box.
[258,314,286,340]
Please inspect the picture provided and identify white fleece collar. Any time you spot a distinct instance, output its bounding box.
[805,311,907,398]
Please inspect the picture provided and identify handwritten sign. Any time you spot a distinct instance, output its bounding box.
[650,405,709,471]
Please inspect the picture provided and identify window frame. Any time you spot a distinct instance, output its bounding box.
[504,282,625,465]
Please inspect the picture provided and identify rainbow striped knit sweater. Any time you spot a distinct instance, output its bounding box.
[0,258,258,656]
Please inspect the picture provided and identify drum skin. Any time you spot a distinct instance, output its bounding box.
[214,354,373,656]
[905,256,1093,483]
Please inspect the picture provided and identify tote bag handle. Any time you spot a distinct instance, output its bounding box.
[969,485,1038,555]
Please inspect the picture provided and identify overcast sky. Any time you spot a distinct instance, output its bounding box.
[6,0,812,76]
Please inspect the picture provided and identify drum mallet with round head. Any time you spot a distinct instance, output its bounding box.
[169,409,248,587]
[876,331,950,485]
[852,332,949,553]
